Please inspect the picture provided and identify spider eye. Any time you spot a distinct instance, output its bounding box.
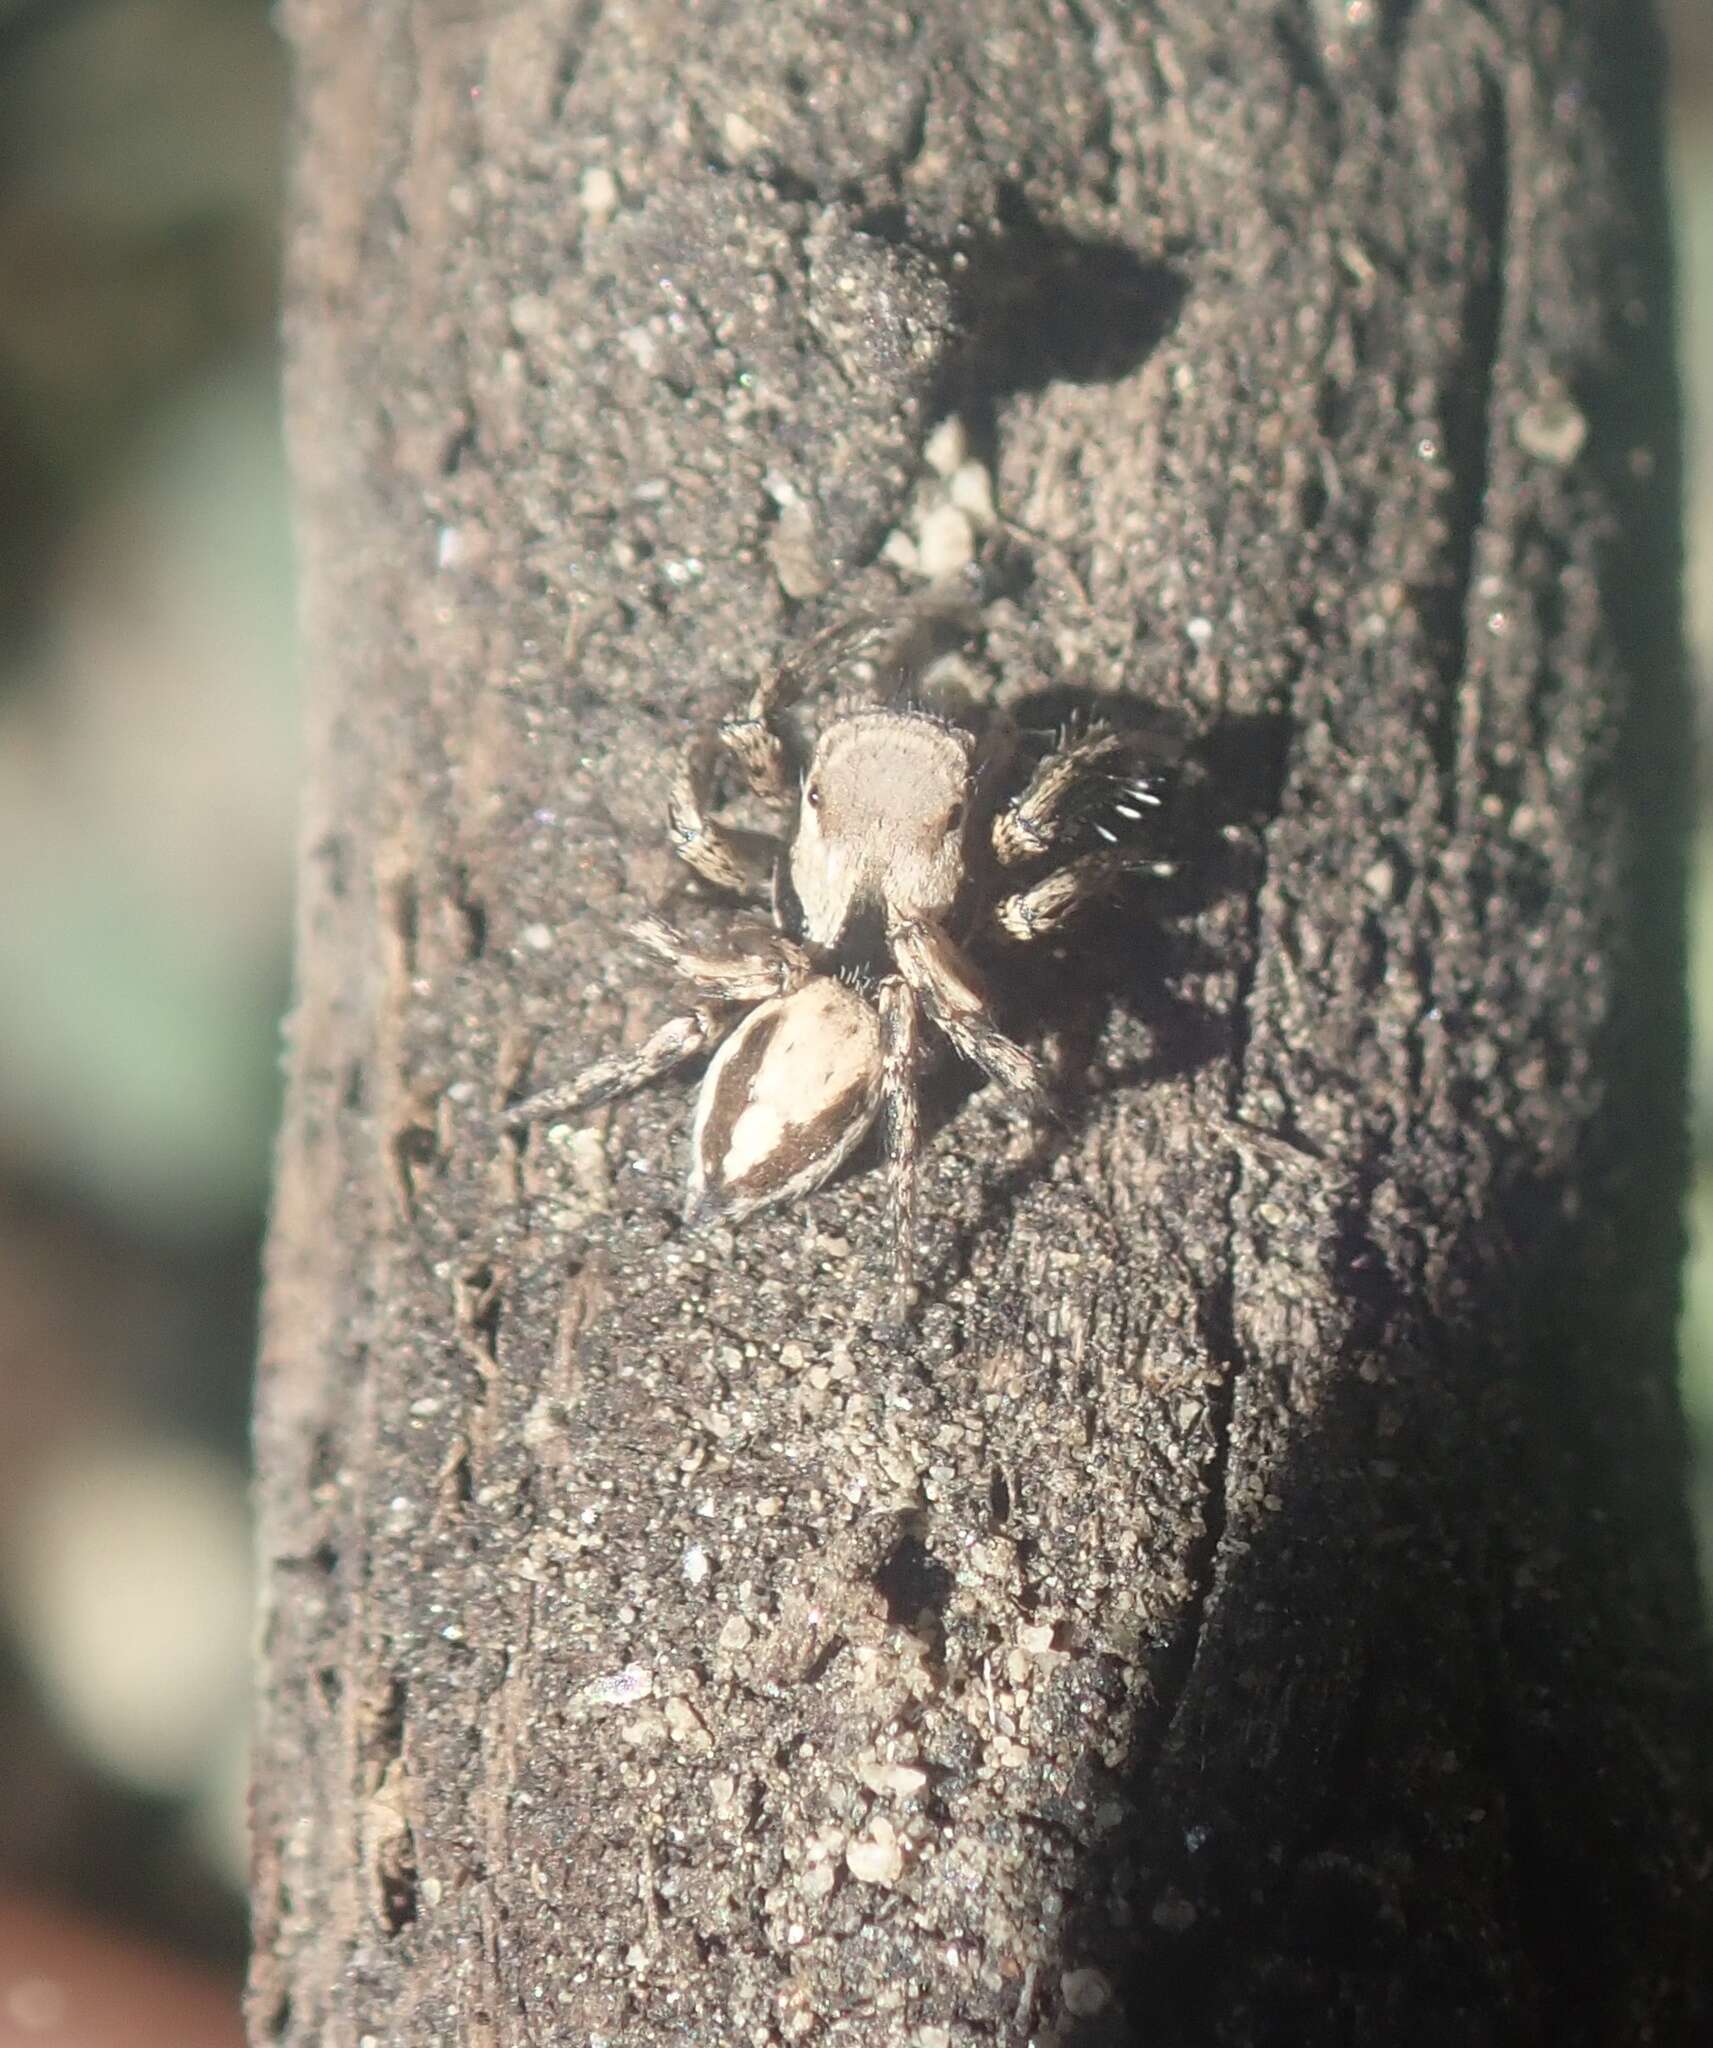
[805,783,821,810]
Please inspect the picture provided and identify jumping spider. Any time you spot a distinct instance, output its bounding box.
[513,616,1167,1327]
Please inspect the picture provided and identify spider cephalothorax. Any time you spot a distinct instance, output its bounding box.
[513,617,1165,1327]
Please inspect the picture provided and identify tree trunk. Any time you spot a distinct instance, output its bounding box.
[250,2,1712,2042]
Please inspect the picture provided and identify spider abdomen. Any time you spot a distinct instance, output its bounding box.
[687,978,882,1227]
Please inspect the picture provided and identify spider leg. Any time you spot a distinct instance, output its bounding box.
[992,851,1173,942]
[508,1001,741,1125]
[751,612,900,721]
[877,977,923,1332]
[668,733,786,894]
[717,612,962,809]
[892,919,1050,1118]
[718,613,904,805]
[629,915,811,1002]
[713,713,797,808]
[992,728,1159,867]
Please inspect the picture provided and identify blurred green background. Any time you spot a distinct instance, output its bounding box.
[0,0,1705,2023]
[0,0,288,2019]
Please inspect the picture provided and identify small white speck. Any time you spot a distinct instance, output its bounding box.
[436,524,463,569]
[856,1759,928,1798]
[579,165,619,221]
[923,416,968,476]
[768,499,828,598]
[846,1818,904,1886]
[508,293,552,338]
[683,1543,711,1585]
[948,459,995,526]
[619,325,661,374]
[1185,615,1213,648]
[522,922,554,952]
[1516,397,1587,466]
[582,1664,653,1706]
[916,503,975,581]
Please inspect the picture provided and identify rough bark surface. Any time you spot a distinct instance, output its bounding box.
[252,3,1712,2043]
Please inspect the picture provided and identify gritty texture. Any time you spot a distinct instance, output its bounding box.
[252,2,1713,2044]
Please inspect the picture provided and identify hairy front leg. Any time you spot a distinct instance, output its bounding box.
[667,733,785,894]
[629,915,811,1002]
[878,977,923,1332]
[891,919,1049,1118]
[717,614,900,805]
[990,852,1169,942]
[992,729,1159,866]
[508,1001,741,1126]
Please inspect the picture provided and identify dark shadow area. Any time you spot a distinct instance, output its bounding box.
[942,697,1295,1285]
[873,1523,956,1638]
[908,188,1191,515]
[1027,1154,1713,2045]
[925,183,1190,417]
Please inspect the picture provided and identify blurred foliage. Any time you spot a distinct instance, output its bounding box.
[0,0,287,1974]
[0,0,293,1225]
[0,360,297,1229]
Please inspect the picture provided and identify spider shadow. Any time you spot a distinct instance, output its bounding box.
[937,698,1292,1294]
